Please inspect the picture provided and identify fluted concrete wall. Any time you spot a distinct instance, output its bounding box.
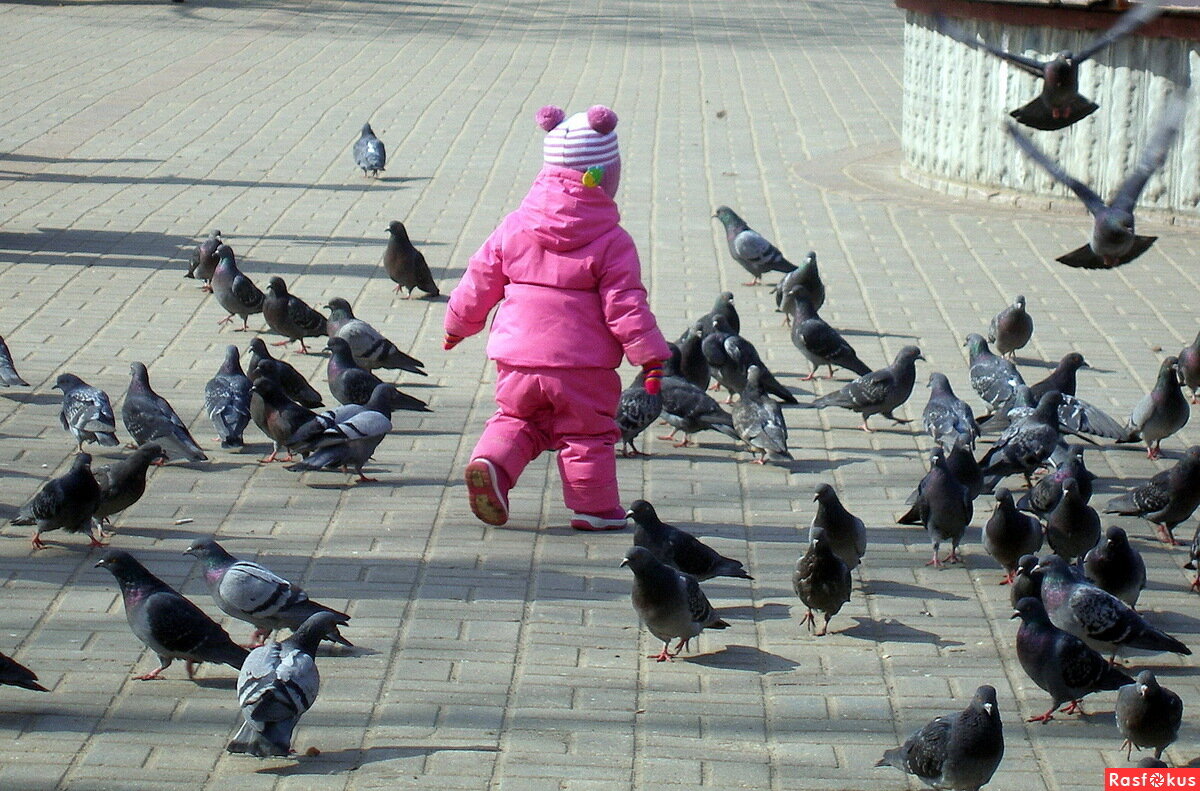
[902,10,1200,215]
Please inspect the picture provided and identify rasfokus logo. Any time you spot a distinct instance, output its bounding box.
[1106,769,1200,789]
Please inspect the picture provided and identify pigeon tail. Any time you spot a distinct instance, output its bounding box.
[227,720,293,758]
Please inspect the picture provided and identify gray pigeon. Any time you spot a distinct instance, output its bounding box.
[808,346,923,431]
[184,538,351,647]
[353,122,386,177]
[657,345,739,447]
[211,246,264,332]
[185,229,222,289]
[988,295,1033,359]
[1105,446,1200,545]
[94,549,248,680]
[1017,445,1095,516]
[1184,525,1200,592]
[121,362,208,463]
[325,298,426,374]
[789,297,872,381]
[1116,671,1182,761]
[628,500,751,581]
[383,220,438,298]
[262,277,327,355]
[11,452,103,549]
[1012,596,1134,723]
[1124,356,1190,459]
[205,345,252,450]
[695,292,740,336]
[876,685,1004,791]
[617,371,662,457]
[923,372,980,451]
[712,205,797,285]
[702,315,796,403]
[93,444,167,527]
[1084,527,1146,608]
[675,325,711,391]
[793,526,852,636]
[988,383,1130,447]
[325,337,430,412]
[1005,92,1184,268]
[622,546,729,662]
[1010,554,1042,608]
[1030,352,1088,401]
[965,333,1024,414]
[1044,479,1102,563]
[250,378,318,464]
[946,444,984,502]
[906,447,973,568]
[0,650,47,692]
[1180,330,1200,404]
[983,488,1043,584]
[247,338,324,408]
[732,365,792,464]
[228,611,342,758]
[979,391,1066,487]
[285,383,394,482]
[810,483,866,570]
[0,336,29,387]
[54,373,119,449]
[776,251,823,320]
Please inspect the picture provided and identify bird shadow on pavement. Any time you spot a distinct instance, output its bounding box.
[0,392,61,407]
[860,580,969,601]
[839,327,919,340]
[719,602,792,621]
[115,525,208,542]
[685,643,799,673]
[256,744,499,776]
[191,676,239,691]
[839,616,964,648]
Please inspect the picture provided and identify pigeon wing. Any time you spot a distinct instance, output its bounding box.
[1006,122,1106,215]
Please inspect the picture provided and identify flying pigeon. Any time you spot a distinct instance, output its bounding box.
[284,383,395,482]
[1123,356,1190,459]
[325,298,426,374]
[121,362,208,463]
[211,246,264,332]
[185,229,223,290]
[810,483,866,570]
[53,373,119,449]
[1104,445,1200,545]
[325,337,430,412]
[247,338,324,408]
[353,122,386,177]
[628,500,751,581]
[808,346,923,431]
[984,488,1043,584]
[11,452,103,549]
[1044,479,1102,563]
[923,372,981,451]
[793,526,852,636]
[263,277,327,354]
[732,365,792,464]
[0,650,47,692]
[0,336,29,387]
[712,205,797,286]
[205,345,252,450]
[622,546,729,662]
[1084,526,1146,609]
[382,220,438,298]
[788,297,872,381]
[988,295,1033,359]
[617,372,662,457]
[702,315,796,403]
[1116,671,1183,761]
[93,444,167,528]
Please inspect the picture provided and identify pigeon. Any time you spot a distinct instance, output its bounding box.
[965,333,1024,414]
[1036,555,1190,657]
[657,345,739,447]
[946,444,984,502]
[0,650,47,692]
[285,383,390,450]
[989,382,1130,449]
[789,297,872,381]
[1005,93,1184,269]
[1084,527,1146,609]
[910,447,973,567]
[810,483,866,570]
[183,539,351,648]
[731,365,792,464]
[1012,596,1134,723]
[383,220,438,298]
[227,611,342,758]
[984,488,1043,584]
[628,500,751,581]
[211,246,264,332]
[621,546,729,662]
[204,345,252,449]
[94,549,248,680]
[1010,554,1042,607]
[324,298,426,374]
[616,371,661,457]
[702,315,796,403]
[247,338,324,408]
[1184,525,1200,592]
[284,383,394,482]
[988,295,1033,359]
[250,377,317,464]
[0,336,29,387]
[53,373,119,449]
[793,526,852,636]
[93,444,167,527]
[712,205,797,286]
[262,277,327,354]
[1138,758,1170,769]
[1105,446,1200,545]
[353,122,386,177]
[1044,479,1102,563]
[1180,330,1200,404]
[979,391,1066,487]
[185,229,222,289]
[923,372,981,451]
[1116,671,1183,761]
[696,292,740,336]
[775,251,824,319]
[11,452,103,549]
[935,4,1162,131]
[1030,352,1088,402]
[325,337,430,412]
[1018,445,1096,516]
[1124,356,1190,459]
[808,346,923,432]
[121,362,208,463]
[876,685,1004,791]
[675,325,711,391]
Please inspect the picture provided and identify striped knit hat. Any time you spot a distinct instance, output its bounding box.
[538,105,619,175]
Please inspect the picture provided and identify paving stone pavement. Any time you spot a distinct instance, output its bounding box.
[0,0,1198,789]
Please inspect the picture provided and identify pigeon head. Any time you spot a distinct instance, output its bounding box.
[1045,55,1075,84]
[1103,525,1128,547]
[1097,210,1135,249]
[325,297,355,319]
[1015,553,1040,579]
[252,359,284,384]
[620,546,659,572]
[803,251,817,267]
[183,538,236,571]
[128,362,151,390]
[790,295,819,320]
[928,446,947,469]
[1011,295,1026,311]
[361,122,375,137]
[709,314,733,334]
[72,452,93,472]
[712,206,744,232]
[290,611,349,655]
[1060,477,1080,498]
[213,244,235,263]
[664,343,682,374]
[1135,670,1160,696]
[926,372,951,391]
[248,337,271,359]
[1032,554,1071,580]
[744,365,764,394]
[94,549,156,586]
[625,500,658,523]
[364,383,397,415]
[326,337,354,359]
[813,483,836,504]
[894,346,924,365]
[994,487,1014,506]
[250,377,287,402]
[52,373,86,392]
[267,277,288,296]
[1058,352,1087,373]
[963,333,990,360]
[1010,596,1050,625]
[134,443,168,465]
[809,525,832,550]
[971,685,999,717]
[387,220,410,240]
[219,345,244,376]
[1157,356,1182,388]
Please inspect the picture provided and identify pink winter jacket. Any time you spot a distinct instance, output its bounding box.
[445,164,670,370]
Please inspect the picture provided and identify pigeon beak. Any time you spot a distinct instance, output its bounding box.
[983,702,994,715]
[93,558,106,568]
[624,510,634,519]
[812,493,820,502]
[1139,684,1149,697]
[917,354,926,362]
[619,558,630,568]
[1009,610,1019,620]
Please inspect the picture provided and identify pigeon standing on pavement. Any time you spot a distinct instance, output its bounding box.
[185,229,222,289]
[732,365,792,464]
[1180,330,1200,403]
[285,382,395,482]
[702,315,796,403]
[876,685,1004,791]
[247,339,324,408]
[983,488,1043,584]
[808,346,923,431]
[965,333,1024,415]
[676,325,711,391]
[0,650,47,692]
[793,526,852,636]
[383,220,438,298]
[1044,479,1102,563]
[211,246,264,332]
[905,448,973,568]
[263,277,328,354]
[923,372,981,451]
[184,538,351,648]
[353,122,386,177]
[789,297,872,381]
[712,205,797,286]
[1084,527,1146,608]
[946,444,984,502]
[205,345,252,450]
[696,292,740,335]
[94,549,248,680]
[53,373,119,449]
[325,298,426,374]
[250,378,317,464]
[1030,352,1088,401]
[622,546,729,662]
[979,391,1066,487]
[121,362,208,463]
[1005,93,1185,268]
[1116,671,1183,761]
[657,344,739,446]
[11,452,103,549]
[1017,445,1095,516]
[1105,446,1200,545]
[810,483,866,570]
[617,372,662,457]
[0,336,29,387]
[776,251,824,319]
[988,295,1033,359]
[93,444,167,528]
[628,500,752,581]
[1010,554,1042,607]
[1124,356,1190,459]
[325,337,429,412]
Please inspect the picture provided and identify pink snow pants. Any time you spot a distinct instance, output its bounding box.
[472,364,622,516]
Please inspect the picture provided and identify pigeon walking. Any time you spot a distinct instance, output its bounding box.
[93,444,167,528]
[789,297,872,381]
[1044,479,1102,563]
[263,277,327,354]
[808,346,923,431]
[810,483,866,570]
[984,488,1043,584]
[250,378,317,464]
[1180,330,1200,403]
[1105,446,1200,545]
[793,527,852,636]
[247,338,324,408]
[1030,352,1088,401]
[616,371,661,457]
[1017,446,1095,517]
[628,500,751,581]
[657,345,738,447]
[211,246,264,332]
[325,337,429,412]
[988,295,1033,359]
[702,315,796,403]
[353,122,386,177]
[11,453,103,549]
[905,448,973,567]
[205,345,252,450]
[121,362,208,463]
[696,292,740,336]
[712,205,797,286]
[676,325,711,391]
[383,220,438,298]
[94,549,248,680]
[284,382,395,482]
[325,298,426,374]
[1116,671,1182,761]
[1084,527,1146,608]
[54,373,119,449]
[1010,554,1042,607]
[1123,356,1190,459]
[185,229,222,290]
[923,372,981,451]
[732,366,792,464]
[0,650,47,692]
[622,546,729,662]
[0,336,29,387]
[979,391,1067,487]
[775,251,823,319]
[965,333,1024,415]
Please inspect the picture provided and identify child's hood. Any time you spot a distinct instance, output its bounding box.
[512,165,620,253]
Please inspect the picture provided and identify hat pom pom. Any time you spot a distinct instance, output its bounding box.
[587,105,618,134]
[536,105,565,131]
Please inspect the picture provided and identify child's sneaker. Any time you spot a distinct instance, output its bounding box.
[465,458,508,526]
[570,510,629,532]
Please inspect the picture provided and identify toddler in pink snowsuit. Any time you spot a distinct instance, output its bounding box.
[444,104,670,531]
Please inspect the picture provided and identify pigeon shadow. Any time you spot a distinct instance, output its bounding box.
[684,644,799,673]
[256,744,499,775]
[0,392,61,406]
[1011,356,1055,369]
[861,580,969,601]
[191,676,239,691]
[718,602,793,621]
[840,616,964,647]
[115,525,208,542]
[0,153,162,166]
[839,327,920,340]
